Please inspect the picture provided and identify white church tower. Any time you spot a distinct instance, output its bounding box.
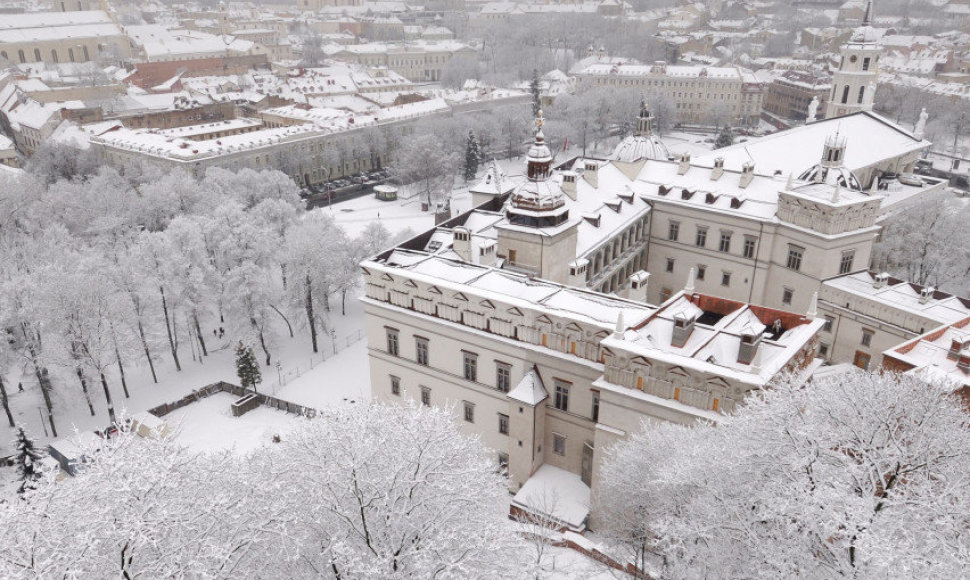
[825,0,882,119]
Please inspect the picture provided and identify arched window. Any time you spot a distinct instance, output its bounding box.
[18,50,24,63]
[82,45,89,60]
[33,49,41,62]
[857,86,865,104]
[841,85,850,104]
[51,49,58,63]
[0,51,7,61]
[68,48,75,62]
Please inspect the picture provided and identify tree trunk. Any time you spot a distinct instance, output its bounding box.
[306,277,318,354]
[323,291,331,313]
[160,286,181,371]
[252,318,271,366]
[100,372,116,424]
[75,366,96,417]
[341,288,347,316]
[21,324,56,436]
[193,313,208,357]
[0,376,14,428]
[115,346,130,399]
[270,304,294,338]
[137,320,158,383]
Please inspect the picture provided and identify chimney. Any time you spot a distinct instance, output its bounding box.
[478,239,497,267]
[948,338,966,360]
[958,353,970,374]
[677,152,691,175]
[739,162,755,189]
[583,161,599,188]
[873,272,889,289]
[737,328,762,365]
[453,227,471,262]
[613,311,625,339]
[919,286,934,304]
[561,170,577,200]
[806,291,819,318]
[627,270,649,302]
[568,258,589,287]
[671,311,696,348]
[711,157,724,181]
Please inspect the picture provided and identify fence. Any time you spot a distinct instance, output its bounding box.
[269,328,364,395]
[148,381,318,420]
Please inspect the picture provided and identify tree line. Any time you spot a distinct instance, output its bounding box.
[0,154,393,437]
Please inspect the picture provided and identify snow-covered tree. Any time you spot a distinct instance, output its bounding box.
[269,402,532,578]
[530,69,542,117]
[13,426,43,496]
[464,130,480,182]
[234,342,261,392]
[714,125,734,149]
[873,196,970,291]
[597,370,970,578]
[391,133,458,206]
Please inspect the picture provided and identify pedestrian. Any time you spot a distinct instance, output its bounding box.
[213,329,217,337]
[17,382,23,393]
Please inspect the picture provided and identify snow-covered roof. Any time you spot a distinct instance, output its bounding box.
[884,317,970,389]
[691,111,929,176]
[508,367,548,405]
[821,271,970,325]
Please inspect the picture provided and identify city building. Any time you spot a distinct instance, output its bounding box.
[325,41,477,83]
[882,316,970,400]
[572,61,765,127]
[0,10,129,66]
[762,70,832,123]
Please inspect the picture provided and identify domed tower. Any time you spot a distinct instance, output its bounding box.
[825,0,882,119]
[497,112,578,284]
[611,100,671,164]
[506,111,569,228]
[798,133,862,190]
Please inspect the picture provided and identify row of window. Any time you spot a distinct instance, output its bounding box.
[386,328,513,391]
[389,375,511,435]
[1,46,91,64]
[668,221,856,275]
[669,222,758,258]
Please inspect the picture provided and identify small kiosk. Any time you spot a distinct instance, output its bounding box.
[374,184,398,201]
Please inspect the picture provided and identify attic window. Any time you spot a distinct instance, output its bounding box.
[583,214,601,227]
[605,201,622,213]
[730,197,744,209]
[427,240,442,252]
[705,192,717,204]
[681,189,694,200]
[618,192,634,204]
[658,185,671,196]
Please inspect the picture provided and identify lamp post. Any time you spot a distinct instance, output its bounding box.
[275,360,283,389]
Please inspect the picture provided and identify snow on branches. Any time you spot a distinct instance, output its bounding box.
[596,370,970,579]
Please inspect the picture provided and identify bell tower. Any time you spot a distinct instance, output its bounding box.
[635,100,653,137]
[825,1,882,119]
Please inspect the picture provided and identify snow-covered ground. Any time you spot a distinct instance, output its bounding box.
[164,391,308,454]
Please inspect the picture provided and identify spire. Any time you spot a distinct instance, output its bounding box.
[862,0,873,26]
[635,98,653,137]
[613,311,625,338]
[526,110,553,181]
[685,266,696,294]
[807,291,818,318]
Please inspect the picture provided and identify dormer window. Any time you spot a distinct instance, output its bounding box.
[671,312,696,348]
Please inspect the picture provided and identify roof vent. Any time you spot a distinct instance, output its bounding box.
[874,272,889,289]
[711,156,724,181]
[739,162,755,189]
[919,286,935,304]
[678,152,691,175]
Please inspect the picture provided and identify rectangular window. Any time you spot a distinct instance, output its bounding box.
[498,413,509,435]
[839,251,855,275]
[463,401,475,423]
[420,386,431,407]
[782,287,794,305]
[719,231,732,253]
[666,258,675,273]
[498,452,509,470]
[463,351,478,382]
[668,221,680,241]
[496,362,511,393]
[695,227,707,247]
[554,382,569,412]
[697,265,706,280]
[861,330,873,347]
[823,316,834,333]
[385,328,399,356]
[415,337,428,366]
[553,433,566,456]
[819,343,829,357]
[862,57,871,71]
[743,236,756,259]
[390,375,400,396]
[786,245,804,271]
[591,390,600,422]
[721,272,731,287]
